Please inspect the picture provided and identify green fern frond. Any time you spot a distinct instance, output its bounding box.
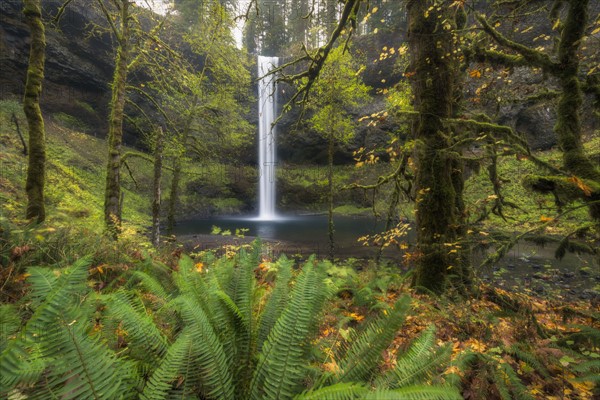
[506,344,549,378]
[363,385,463,400]
[336,296,411,384]
[175,256,240,360]
[573,359,600,383]
[26,267,58,307]
[215,289,246,327]
[443,351,477,387]
[493,362,534,400]
[141,329,201,400]
[257,254,294,352]
[563,325,600,348]
[175,256,211,306]
[105,291,169,360]
[25,256,91,333]
[177,296,235,400]
[0,304,21,353]
[250,260,328,400]
[208,254,236,289]
[127,270,171,301]
[36,319,132,400]
[294,382,368,399]
[378,326,452,389]
[227,247,258,393]
[0,342,46,392]
[1,257,92,392]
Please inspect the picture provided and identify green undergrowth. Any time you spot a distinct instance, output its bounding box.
[0,243,464,399]
[463,141,597,235]
[0,99,151,229]
[0,239,598,399]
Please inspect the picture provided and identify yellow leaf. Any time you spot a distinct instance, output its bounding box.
[195,262,204,272]
[346,312,365,322]
[444,365,462,376]
[540,215,553,222]
[14,273,31,283]
[552,19,561,30]
[591,26,600,35]
[323,360,340,373]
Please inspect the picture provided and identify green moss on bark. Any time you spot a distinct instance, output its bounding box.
[23,0,47,224]
[407,0,472,294]
[104,1,131,237]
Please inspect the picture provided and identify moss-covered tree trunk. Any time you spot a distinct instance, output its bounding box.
[166,157,182,236]
[554,0,600,220]
[166,113,195,235]
[408,0,471,293]
[151,127,164,247]
[104,1,131,236]
[23,0,46,223]
[327,130,335,262]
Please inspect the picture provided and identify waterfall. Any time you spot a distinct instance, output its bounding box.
[257,56,279,220]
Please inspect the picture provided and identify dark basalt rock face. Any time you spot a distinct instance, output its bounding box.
[495,100,559,151]
[515,103,558,151]
[1,0,113,137]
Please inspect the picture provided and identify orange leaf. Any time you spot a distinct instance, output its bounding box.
[569,176,593,197]
[468,69,482,78]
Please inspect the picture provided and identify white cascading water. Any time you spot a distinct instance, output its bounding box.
[257,56,279,220]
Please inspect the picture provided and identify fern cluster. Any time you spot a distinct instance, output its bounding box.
[1,243,461,399]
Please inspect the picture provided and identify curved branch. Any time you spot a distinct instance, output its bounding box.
[476,13,557,73]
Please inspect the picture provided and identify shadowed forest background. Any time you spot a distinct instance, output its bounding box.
[0,0,599,398]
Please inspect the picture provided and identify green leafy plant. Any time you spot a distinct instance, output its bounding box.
[1,243,461,399]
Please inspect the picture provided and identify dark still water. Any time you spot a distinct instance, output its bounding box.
[174,214,599,299]
[174,214,390,256]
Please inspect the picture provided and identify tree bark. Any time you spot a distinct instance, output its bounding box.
[11,113,28,156]
[554,0,600,220]
[104,1,131,237]
[166,156,181,236]
[23,0,46,224]
[327,131,335,262]
[166,113,195,235]
[151,127,164,247]
[407,0,471,293]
